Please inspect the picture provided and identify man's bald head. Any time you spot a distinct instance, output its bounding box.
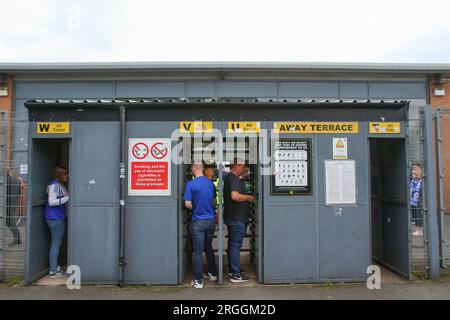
[191,163,204,171]
[191,163,204,177]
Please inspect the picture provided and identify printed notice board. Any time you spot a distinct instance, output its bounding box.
[271,138,312,195]
[128,138,171,196]
[325,160,356,205]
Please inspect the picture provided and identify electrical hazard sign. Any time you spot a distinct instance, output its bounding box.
[333,138,348,159]
[128,138,171,196]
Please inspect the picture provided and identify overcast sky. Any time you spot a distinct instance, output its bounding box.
[1,0,450,63]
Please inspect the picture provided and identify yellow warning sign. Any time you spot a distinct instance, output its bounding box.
[37,122,70,134]
[180,121,213,133]
[227,122,260,133]
[333,138,348,159]
[335,139,345,148]
[274,122,359,134]
[369,122,401,134]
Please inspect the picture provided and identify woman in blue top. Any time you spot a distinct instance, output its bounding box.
[410,163,423,236]
[44,166,69,277]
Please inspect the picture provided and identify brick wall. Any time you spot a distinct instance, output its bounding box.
[0,76,13,162]
[430,75,450,214]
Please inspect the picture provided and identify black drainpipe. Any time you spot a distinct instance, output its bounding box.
[118,106,127,287]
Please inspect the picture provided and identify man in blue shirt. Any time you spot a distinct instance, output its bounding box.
[183,163,217,289]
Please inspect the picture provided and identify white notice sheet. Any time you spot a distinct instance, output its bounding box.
[325,160,356,205]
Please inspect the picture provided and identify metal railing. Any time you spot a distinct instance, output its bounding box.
[406,106,430,278]
[435,108,450,272]
[0,110,28,280]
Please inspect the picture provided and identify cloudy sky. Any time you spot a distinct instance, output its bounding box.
[1,0,450,63]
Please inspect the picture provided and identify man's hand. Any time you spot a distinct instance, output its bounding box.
[184,200,193,210]
[247,194,256,202]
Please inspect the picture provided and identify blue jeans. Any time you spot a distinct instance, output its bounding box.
[225,220,247,277]
[190,219,216,281]
[46,219,65,273]
[412,207,423,227]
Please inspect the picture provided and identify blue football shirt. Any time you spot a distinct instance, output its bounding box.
[183,176,216,220]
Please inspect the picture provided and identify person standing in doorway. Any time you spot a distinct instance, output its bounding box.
[184,163,217,289]
[44,166,69,277]
[224,158,255,283]
[410,163,424,236]
[204,167,220,228]
[6,168,24,247]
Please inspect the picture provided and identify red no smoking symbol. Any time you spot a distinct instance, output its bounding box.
[151,142,168,159]
[132,142,149,159]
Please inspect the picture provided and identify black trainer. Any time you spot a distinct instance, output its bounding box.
[227,269,245,277]
[230,274,250,283]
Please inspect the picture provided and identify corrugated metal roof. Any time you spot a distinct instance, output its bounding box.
[26,98,408,105]
[2,62,450,73]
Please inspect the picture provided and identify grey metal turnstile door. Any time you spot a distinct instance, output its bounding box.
[125,121,179,284]
[178,162,188,283]
[371,139,410,278]
[316,134,370,281]
[254,136,264,283]
[177,121,224,283]
[24,139,64,284]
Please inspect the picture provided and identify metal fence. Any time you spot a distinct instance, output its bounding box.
[435,108,450,272]
[406,106,431,278]
[0,111,28,280]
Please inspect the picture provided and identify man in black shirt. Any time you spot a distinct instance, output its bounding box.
[223,158,255,282]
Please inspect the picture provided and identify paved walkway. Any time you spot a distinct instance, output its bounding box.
[1,277,450,300]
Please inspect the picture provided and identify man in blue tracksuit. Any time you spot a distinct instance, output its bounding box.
[44,166,69,277]
[183,163,217,289]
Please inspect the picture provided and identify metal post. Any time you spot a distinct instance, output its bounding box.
[217,131,224,285]
[423,105,439,278]
[118,106,127,287]
[0,111,6,279]
[435,108,447,269]
[218,162,223,284]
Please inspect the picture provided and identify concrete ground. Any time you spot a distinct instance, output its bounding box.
[2,257,450,300]
[1,278,450,300]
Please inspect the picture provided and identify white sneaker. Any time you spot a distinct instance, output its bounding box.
[191,279,203,289]
[57,265,65,274]
[203,272,218,281]
[49,271,65,278]
[412,230,423,236]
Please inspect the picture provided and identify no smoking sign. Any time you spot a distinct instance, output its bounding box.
[128,138,172,196]
[151,142,168,159]
[132,142,149,159]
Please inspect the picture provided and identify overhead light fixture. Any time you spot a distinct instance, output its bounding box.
[0,74,7,96]
[434,87,446,97]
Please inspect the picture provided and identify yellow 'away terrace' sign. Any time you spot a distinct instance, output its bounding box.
[273,122,359,134]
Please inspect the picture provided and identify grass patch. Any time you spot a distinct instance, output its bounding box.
[5,275,24,287]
